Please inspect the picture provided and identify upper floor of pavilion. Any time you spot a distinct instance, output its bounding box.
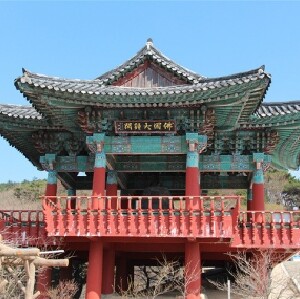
[0,39,299,175]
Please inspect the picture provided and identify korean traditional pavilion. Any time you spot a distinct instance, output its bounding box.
[1,39,300,299]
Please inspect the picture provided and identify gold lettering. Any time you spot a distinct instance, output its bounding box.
[134,123,142,130]
[154,122,162,130]
[163,121,174,131]
[124,123,133,130]
[143,122,153,130]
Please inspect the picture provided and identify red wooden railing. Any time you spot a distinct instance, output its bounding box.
[42,195,239,238]
[0,210,47,246]
[232,211,300,248]
[2,196,300,248]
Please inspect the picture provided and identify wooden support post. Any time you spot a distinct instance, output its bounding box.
[92,150,106,210]
[106,171,118,209]
[86,239,103,299]
[185,242,201,298]
[24,260,35,299]
[0,235,68,299]
[185,151,200,209]
[252,168,265,211]
[45,170,57,197]
[252,154,265,212]
[102,248,115,294]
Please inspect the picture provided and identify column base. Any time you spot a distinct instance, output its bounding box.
[86,240,103,299]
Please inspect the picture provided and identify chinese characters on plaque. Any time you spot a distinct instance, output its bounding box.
[115,120,176,134]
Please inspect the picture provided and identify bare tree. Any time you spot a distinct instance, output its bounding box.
[209,250,300,299]
[119,256,201,299]
[46,279,78,299]
[0,234,69,299]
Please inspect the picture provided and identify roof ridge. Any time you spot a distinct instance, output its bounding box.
[95,39,204,85]
[197,66,269,84]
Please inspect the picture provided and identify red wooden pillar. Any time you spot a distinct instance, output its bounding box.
[102,248,115,294]
[185,242,201,298]
[185,150,200,209]
[45,170,57,197]
[252,168,265,211]
[86,239,103,299]
[92,150,106,209]
[36,268,52,299]
[106,170,118,209]
[102,172,117,294]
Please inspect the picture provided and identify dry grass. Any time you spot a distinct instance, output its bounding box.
[0,189,42,210]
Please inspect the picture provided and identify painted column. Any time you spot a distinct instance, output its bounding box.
[185,133,207,209]
[92,150,106,209]
[252,168,265,211]
[106,170,118,209]
[252,154,265,211]
[102,248,116,294]
[86,239,103,299]
[68,188,76,209]
[185,242,201,298]
[45,170,57,197]
[102,171,117,295]
[86,133,106,209]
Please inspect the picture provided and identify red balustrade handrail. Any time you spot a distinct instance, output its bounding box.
[0,210,44,222]
[238,210,300,223]
[41,195,241,238]
[42,195,240,211]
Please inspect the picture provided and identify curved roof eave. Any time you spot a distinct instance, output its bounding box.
[15,66,270,99]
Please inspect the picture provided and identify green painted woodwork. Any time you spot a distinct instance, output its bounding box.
[253,168,264,184]
[40,154,56,170]
[270,128,300,170]
[47,170,57,184]
[47,153,268,173]
[1,46,299,191]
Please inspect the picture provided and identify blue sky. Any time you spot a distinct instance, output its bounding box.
[0,1,300,182]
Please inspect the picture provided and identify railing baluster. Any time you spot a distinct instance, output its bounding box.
[76,197,82,236]
[210,200,215,236]
[179,196,184,235]
[66,196,71,235]
[148,197,152,235]
[137,196,142,235]
[127,197,132,234]
[168,196,173,235]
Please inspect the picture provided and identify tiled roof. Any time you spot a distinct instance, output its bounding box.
[16,66,269,99]
[0,104,42,120]
[96,39,204,85]
[256,101,300,117]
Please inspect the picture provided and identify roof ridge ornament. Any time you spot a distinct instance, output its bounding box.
[146,38,153,49]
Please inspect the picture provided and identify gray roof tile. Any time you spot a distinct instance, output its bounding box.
[0,104,42,120]
[256,101,300,117]
[15,65,269,99]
